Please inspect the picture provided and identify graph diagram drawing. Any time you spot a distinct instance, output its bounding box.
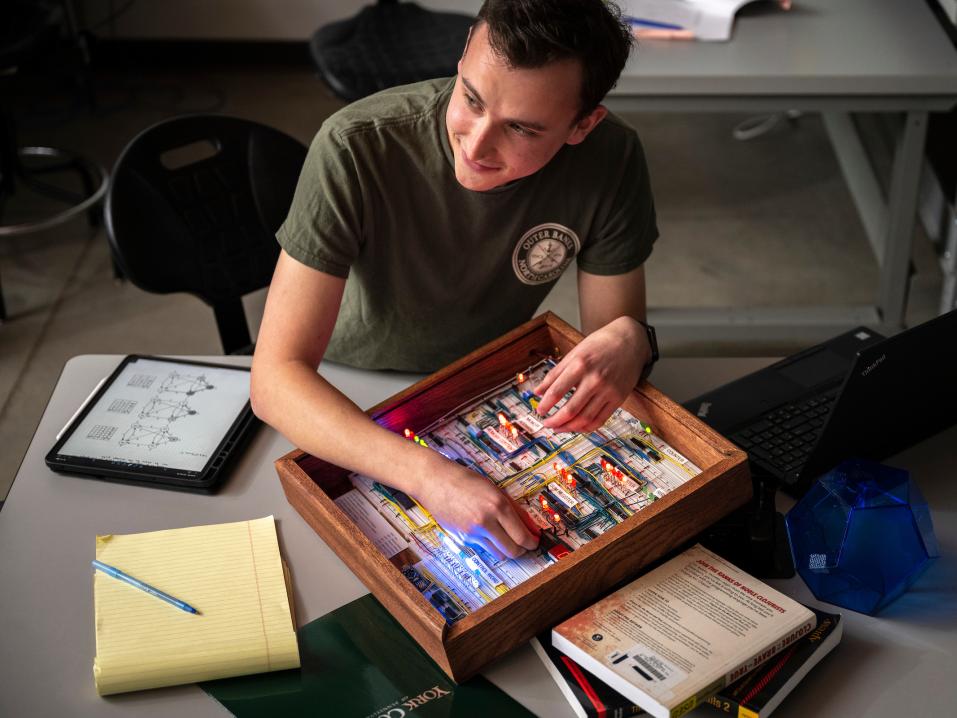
[139,397,198,422]
[160,372,214,396]
[119,423,180,450]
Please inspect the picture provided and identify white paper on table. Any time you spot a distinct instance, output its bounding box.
[622,0,790,42]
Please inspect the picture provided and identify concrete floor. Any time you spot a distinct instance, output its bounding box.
[0,64,942,502]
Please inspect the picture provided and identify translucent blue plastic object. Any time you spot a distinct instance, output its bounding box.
[785,459,939,615]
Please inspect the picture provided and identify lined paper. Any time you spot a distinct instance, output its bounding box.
[93,516,299,695]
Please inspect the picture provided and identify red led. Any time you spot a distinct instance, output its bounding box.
[403,428,413,439]
[551,512,561,523]
[497,412,508,426]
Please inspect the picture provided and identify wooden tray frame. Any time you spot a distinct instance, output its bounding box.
[276,312,751,681]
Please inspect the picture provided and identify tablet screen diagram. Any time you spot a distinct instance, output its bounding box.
[59,358,250,474]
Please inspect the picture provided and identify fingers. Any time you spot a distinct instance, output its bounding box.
[454,486,539,560]
[536,359,581,418]
[591,399,618,429]
[479,521,526,560]
[542,373,597,429]
[533,361,558,397]
[469,535,507,562]
[546,390,607,433]
[511,500,542,541]
[501,502,541,551]
[475,497,539,559]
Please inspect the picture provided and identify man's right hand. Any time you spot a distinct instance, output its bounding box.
[413,458,540,562]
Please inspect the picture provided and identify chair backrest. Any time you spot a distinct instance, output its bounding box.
[105,114,307,353]
[311,1,474,102]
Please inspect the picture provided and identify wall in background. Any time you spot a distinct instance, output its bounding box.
[80,1,483,41]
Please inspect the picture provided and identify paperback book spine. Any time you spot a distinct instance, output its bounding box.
[705,610,841,718]
[671,617,816,718]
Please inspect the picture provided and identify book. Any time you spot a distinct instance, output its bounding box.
[551,545,816,718]
[531,630,644,718]
[622,0,791,42]
[201,593,533,717]
[705,607,842,718]
[534,606,841,718]
[92,516,299,695]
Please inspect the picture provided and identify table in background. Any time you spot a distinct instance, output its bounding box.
[608,0,957,343]
[1,355,954,717]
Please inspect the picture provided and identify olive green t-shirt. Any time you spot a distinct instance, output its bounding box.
[278,78,657,372]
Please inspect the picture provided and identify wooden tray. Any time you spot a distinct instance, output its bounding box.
[276,312,751,681]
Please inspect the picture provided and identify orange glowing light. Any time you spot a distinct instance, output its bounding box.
[497,413,507,426]
[517,372,526,383]
[403,428,413,439]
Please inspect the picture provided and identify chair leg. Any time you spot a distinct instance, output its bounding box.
[71,156,102,229]
[212,300,252,355]
[1,113,15,198]
[0,270,6,322]
[111,252,125,281]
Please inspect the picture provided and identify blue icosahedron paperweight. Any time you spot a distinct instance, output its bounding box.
[786,458,940,615]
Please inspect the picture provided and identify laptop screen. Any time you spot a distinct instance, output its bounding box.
[802,309,957,481]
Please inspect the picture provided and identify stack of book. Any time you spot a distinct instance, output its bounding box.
[534,545,842,718]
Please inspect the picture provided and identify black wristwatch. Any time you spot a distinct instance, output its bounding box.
[636,318,659,381]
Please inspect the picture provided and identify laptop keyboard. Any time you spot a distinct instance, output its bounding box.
[730,389,839,479]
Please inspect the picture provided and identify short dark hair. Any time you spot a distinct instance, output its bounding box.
[476,0,634,121]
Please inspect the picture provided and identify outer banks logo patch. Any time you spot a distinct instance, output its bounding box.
[512,223,580,285]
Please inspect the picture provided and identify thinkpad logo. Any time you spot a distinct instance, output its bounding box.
[697,402,711,418]
[861,354,886,377]
[512,223,580,285]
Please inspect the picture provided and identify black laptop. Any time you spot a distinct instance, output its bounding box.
[683,309,957,495]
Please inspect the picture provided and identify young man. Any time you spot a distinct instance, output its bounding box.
[252,0,657,561]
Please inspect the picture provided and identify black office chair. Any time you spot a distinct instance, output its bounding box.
[105,115,307,354]
[311,0,474,102]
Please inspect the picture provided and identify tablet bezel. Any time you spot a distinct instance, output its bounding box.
[45,355,257,492]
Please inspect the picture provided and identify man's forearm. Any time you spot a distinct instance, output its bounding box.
[250,359,441,497]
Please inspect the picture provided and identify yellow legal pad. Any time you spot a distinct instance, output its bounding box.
[93,516,300,695]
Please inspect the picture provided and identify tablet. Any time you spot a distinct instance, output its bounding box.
[46,356,258,492]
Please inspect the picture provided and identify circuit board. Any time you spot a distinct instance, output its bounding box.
[333,359,702,625]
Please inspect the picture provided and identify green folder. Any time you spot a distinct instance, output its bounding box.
[201,593,532,717]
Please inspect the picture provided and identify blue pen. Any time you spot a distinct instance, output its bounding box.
[92,560,200,615]
[624,16,685,30]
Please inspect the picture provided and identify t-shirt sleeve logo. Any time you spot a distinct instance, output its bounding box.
[512,223,580,285]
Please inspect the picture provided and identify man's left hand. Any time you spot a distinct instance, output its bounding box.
[533,316,651,434]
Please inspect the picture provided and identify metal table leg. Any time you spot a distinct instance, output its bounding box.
[879,111,928,328]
